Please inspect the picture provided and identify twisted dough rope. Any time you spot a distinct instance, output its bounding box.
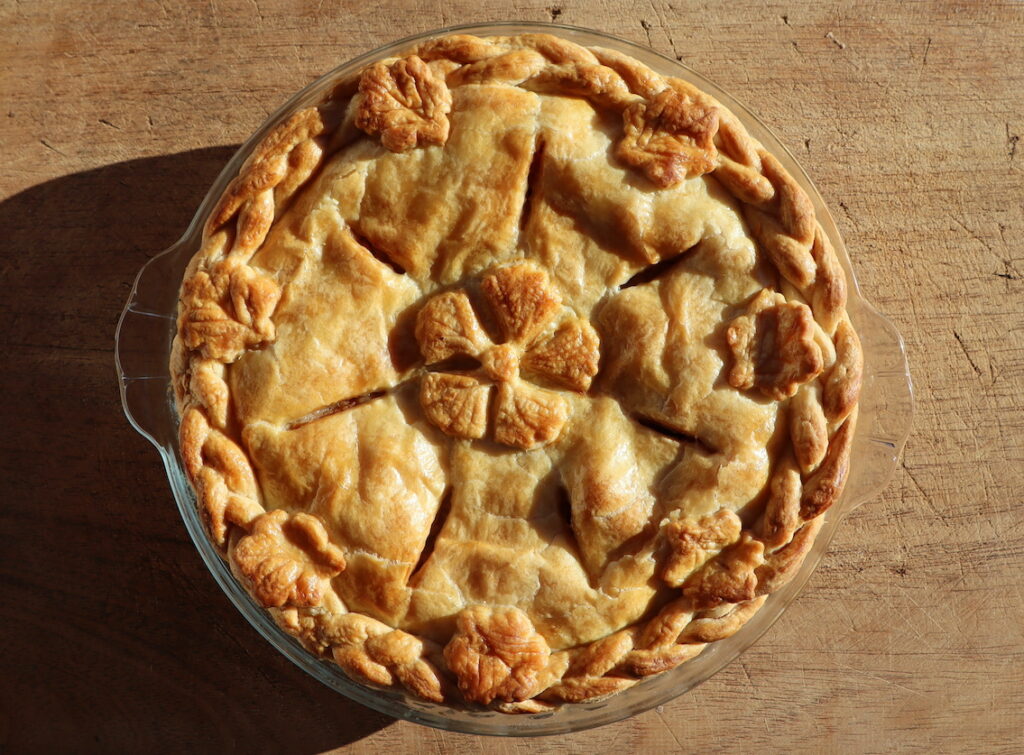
[172,107,331,544]
[171,32,863,709]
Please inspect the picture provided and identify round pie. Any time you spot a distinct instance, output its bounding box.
[170,32,862,712]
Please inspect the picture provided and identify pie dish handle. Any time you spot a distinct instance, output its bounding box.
[115,238,196,449]
[841,298,914,510]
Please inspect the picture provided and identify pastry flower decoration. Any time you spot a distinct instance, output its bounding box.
[661,509,742,588]
[180,259,281,362]
[616,87,720,188]
[415,263,600,450]
[231,510,347,608]
[443,605,552,705]
[355,55,452,152]
[725,289,825,400]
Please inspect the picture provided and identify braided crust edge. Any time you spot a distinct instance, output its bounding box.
[170,32,863,710]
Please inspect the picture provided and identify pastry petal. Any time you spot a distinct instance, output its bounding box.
[493,381,568,450]
[419,372,491,439]
[521,317,600,392]
[482,263,561,345]
[415,290,490,363]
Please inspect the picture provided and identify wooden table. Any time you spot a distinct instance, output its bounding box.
[2,1,1022,751]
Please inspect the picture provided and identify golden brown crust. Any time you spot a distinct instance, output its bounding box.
[230,510,346,608]
[661,510,742,588]
[493,380,568,450]
[756,517,825,596]
[481,263,562,345]
[208,108,326,235]
[419,372,490,440]
[415,290,490,364]
[170,31,863,711]
[740,153,817,290]
[179,407,263,546]
[324,613,445,703]
[616,87,719,187]
[808,226,847,334]
[412,263,588,449]
[355,55,452,152]
[619,641,706,677]
[800,409,858,520]
[564,629,635,679]
[481,343,519,383]
[520,318,600,392]
[680,597,768,643]
[443,606,551,705]
[543,675,637,704]
[760,454,803,551]
[790,384,829,473]
[823,319,864,421]
[726,289,825,400]
[683,533,766,610]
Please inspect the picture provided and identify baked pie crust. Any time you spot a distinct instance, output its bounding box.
[171,32,862,711]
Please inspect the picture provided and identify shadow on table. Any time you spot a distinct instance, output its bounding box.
[0,149,394,752]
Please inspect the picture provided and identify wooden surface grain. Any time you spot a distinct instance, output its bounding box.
[1,1,1022,752]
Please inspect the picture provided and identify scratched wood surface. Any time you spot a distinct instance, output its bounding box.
[1,0,1022,752]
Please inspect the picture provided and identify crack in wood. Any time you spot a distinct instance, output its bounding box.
[837,200,859,228]
[902,461,949,525]
[825,31,847,50]
[640,19,654,48]
[655,707,685,750]
[39,138,66,157]
[952,330,983,377]
[648,0,682,60]
[949,215,995,255]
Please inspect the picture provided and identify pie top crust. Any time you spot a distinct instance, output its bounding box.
[170,32,863,711]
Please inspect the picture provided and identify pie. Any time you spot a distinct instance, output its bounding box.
[170,32,862,712]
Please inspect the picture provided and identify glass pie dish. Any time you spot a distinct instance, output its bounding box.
[115,21,913,736]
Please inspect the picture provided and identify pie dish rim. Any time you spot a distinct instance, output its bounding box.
[115,20,914,736]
